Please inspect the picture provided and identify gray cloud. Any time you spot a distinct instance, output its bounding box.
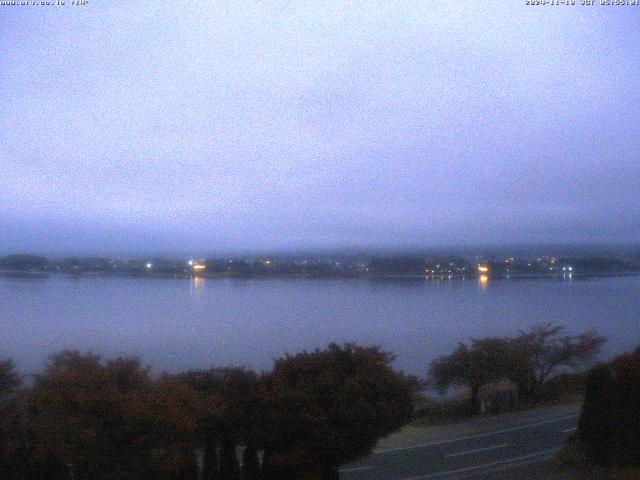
[1,2,638,254]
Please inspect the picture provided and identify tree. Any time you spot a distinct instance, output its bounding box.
[242,444,261,480]
[578,363,613,465]
[0,359,23,479]
[16,350,198,480]
[148,375,201,480]
[179,367,263,480]
[431,325,607,409]
[579,347,640,466]
[0,254,49,271]
[430,338,516,413]
[25,351,156,479]
[608,347,640,466]
[261,343,415,479]
[512,323,606,396]
[0,359,21,400]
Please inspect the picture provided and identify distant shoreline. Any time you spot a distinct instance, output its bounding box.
[2,270,639,281]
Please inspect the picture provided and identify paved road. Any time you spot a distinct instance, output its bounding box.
[340,406,580,480]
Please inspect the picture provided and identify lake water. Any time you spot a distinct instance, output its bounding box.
[1,275,639,376]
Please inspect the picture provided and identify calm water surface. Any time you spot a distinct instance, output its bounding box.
[1,275,639,375]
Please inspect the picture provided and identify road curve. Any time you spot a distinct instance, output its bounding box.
[340,405,581,480]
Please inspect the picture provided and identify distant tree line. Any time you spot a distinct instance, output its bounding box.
[429,323,606,413]
[0,255,49,272]
[0,344,415,480]
[2,253,640,278]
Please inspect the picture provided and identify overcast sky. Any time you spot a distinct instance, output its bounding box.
[1,1,638,255]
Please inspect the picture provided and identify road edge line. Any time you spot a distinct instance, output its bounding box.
[375,414,579,454]
[400,447,562,480]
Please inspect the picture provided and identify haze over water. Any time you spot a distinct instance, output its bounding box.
[2,274,638,376]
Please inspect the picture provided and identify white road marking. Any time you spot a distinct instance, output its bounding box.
[339,466,372,473]
[563,427,577,433]
[375,413,579,454]
[444,443,508,458]
[400,447,562,480]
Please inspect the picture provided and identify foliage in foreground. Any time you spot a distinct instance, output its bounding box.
[261,344,415,479]
[429,323,606,413]
[578,347,640,467]
[0,344,415,480]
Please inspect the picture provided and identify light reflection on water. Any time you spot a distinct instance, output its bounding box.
[1,275,638,375]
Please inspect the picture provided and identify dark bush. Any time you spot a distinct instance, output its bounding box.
[578,364,613,465]
[609,348,640,466]
[579,347,640,467]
